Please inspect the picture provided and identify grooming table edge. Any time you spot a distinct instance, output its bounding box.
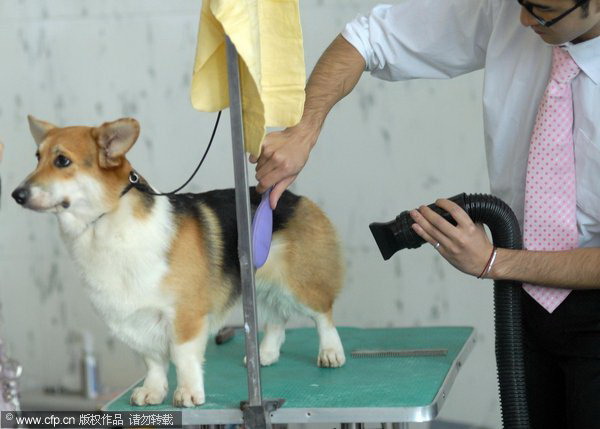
[103,326,476,425]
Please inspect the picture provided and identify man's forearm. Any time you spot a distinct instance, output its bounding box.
[491,248,600,288]
[300,34,366,138]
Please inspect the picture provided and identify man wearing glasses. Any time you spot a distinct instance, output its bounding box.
[253,0,600,427]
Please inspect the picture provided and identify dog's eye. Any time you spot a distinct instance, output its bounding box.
[54,155,71,168]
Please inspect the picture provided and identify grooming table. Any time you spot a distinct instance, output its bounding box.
[104,326,475,426]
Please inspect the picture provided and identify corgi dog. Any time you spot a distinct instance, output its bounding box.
[12,116,345,407]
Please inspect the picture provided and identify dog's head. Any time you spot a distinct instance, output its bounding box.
[12,116,140,218]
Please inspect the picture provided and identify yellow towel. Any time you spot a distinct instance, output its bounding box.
[190,0,306,158]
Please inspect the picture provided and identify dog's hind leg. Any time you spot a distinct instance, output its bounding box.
[130,356,169,405]
[313,309,345,368]
[171,316,209,407]
[259,311,288,366]
[242,295,288,367]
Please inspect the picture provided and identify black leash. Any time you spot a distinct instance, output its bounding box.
[122,111,222,197]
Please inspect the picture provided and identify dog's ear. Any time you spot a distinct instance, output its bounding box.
[93,118,140,168]
[28,115,56,146]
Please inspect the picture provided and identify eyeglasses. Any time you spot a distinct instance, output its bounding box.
[517,0,588,27]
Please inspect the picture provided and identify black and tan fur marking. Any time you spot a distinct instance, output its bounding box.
[168,188,300,278]
[165,187,343,343]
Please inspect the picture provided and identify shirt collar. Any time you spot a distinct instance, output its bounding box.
[561,36,600,85]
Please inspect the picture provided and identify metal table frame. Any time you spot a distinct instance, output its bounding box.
[225,36,281,429]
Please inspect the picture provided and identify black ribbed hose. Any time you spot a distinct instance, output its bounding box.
[369,193,529,428]
[464,194,528,429]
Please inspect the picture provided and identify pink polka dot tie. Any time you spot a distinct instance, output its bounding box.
[523,47,580,313]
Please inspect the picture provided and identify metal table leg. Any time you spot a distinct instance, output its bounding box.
[225,36,284,429]
[225,33,262,411]
[341,424,365,429]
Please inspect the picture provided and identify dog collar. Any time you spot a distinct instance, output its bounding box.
[76,171,143,236]
[120,171,142,197]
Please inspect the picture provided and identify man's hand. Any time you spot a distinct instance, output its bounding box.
[409,198,494,277]
[250,122,317,209]
[250,34,366,210]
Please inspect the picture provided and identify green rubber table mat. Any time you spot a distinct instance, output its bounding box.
[104,326,475,424]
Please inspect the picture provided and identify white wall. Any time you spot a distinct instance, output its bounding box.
[0,1,499,427]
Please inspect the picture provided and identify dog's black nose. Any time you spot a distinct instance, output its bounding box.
[12,187,30,205]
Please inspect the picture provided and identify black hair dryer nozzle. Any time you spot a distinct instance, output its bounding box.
[369,193,467,260]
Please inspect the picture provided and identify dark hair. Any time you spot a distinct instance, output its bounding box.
[579,0,591,15]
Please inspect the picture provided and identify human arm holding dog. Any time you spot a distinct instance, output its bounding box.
[253,1,495,209]
[252,34,365,209]
[410,199,600,289]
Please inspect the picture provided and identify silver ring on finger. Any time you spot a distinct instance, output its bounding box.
[434,242,441,250]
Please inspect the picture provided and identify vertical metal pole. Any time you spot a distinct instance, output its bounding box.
[341,424,365,429]
[225,36,262,407]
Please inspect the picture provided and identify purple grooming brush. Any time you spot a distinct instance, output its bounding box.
[252,188,273,268]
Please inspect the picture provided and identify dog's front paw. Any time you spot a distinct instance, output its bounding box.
[318,347,346,368]
[173,386,205,407]
[130,385,168,406]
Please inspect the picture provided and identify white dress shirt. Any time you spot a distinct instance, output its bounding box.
[342,0,600,248]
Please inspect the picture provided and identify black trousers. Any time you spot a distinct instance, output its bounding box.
[523,288,600,429]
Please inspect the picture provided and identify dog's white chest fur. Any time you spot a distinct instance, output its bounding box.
[61,196,175,358]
